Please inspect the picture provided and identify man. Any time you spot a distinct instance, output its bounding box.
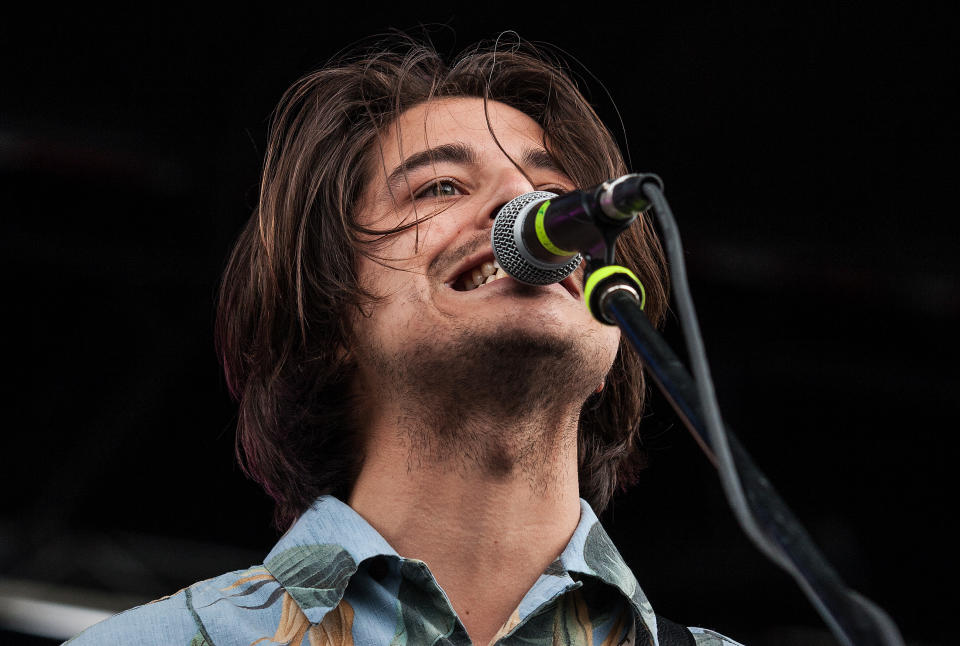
[66,38,742,645]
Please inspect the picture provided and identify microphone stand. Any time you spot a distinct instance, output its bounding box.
[585,178,905,646]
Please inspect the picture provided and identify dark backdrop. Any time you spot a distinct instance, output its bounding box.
[2,4,956,645]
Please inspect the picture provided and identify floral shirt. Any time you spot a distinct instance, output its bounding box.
[65,496,742,645]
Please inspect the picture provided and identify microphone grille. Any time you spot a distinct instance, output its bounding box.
[491,191,582,285]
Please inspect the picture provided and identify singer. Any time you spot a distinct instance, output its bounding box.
[66,37,740,646]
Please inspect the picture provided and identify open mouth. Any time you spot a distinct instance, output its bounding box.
[445,251,582,300]
[450,258,510,291]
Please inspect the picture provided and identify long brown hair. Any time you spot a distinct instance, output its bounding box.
[216,36,669,529]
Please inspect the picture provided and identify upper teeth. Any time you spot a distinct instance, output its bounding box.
[461,260,508,290]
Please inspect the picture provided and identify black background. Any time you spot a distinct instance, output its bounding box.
[2,4,956,645]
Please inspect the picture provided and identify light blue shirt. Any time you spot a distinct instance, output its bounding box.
[66,496,741,645]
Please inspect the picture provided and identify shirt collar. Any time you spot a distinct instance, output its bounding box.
[262,495,657,640]
[262,496,397,622]
[560,499,660,642]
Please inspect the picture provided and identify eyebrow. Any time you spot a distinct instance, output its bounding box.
[384,142,567,195]
[385,143,479,194]
[520,147,564,175]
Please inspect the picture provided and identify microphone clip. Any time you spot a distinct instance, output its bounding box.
[582,172,664,272]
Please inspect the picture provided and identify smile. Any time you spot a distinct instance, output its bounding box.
[444,251,583,301]
[452,259,510,291]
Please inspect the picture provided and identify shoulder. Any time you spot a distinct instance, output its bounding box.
[688,626,746,645]
[63,589,199,645]
[653,615,745,646]
[64,566,284,646]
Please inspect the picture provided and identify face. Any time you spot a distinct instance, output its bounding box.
[351,97,620,416]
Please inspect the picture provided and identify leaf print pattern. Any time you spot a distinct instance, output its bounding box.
[185,586,217,646]
[222,567,275,592]
[582,522,657,644]
[488,607,523,645]
[216,567,283,609]
[552,591,592,645]
[598,609,632,646]
[390,560,458,645]
[65,498,717,646]
[251,592,309,646]
[309,601,355,646]
[497,586,637,646]
[266,544,357,613]
[543,559,566,577]
[689,628,744,645]
[582,524,636,599]
[250,593,356,646]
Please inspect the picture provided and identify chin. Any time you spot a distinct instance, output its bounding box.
[433,321,615,410]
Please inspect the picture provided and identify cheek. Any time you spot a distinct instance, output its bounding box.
[355,244,423,299]
[579,314,621,372]
[356,216,446,286]
[605,326,622,363]
[353,250,430,335]
[355,255,389,295]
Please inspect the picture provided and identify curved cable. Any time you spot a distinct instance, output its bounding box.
[640,184,793,571]
[640,182,905,646]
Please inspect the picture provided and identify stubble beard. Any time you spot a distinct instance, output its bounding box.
[360,316,615,483]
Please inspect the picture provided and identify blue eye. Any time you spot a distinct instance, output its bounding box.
[416,180,462,199]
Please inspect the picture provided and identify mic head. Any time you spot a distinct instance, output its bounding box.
[491,191,582,285]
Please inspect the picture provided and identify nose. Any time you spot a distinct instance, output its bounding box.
[478,169,538,228]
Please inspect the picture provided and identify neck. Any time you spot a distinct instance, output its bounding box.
[348,399,584,646]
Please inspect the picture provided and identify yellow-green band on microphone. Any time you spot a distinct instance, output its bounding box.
[584,265,646,319]
[535,201,574,256]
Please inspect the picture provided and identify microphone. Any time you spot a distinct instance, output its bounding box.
[491,174,656,285]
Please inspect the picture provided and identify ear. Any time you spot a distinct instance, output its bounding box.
[335,343,354,364]
[594,380,605,395]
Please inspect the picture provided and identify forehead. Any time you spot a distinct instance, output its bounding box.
[363,98,550,201]
[383,96,545,161]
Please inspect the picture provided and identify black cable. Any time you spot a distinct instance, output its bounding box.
[639,183,790,571]
[638,181,905,646]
